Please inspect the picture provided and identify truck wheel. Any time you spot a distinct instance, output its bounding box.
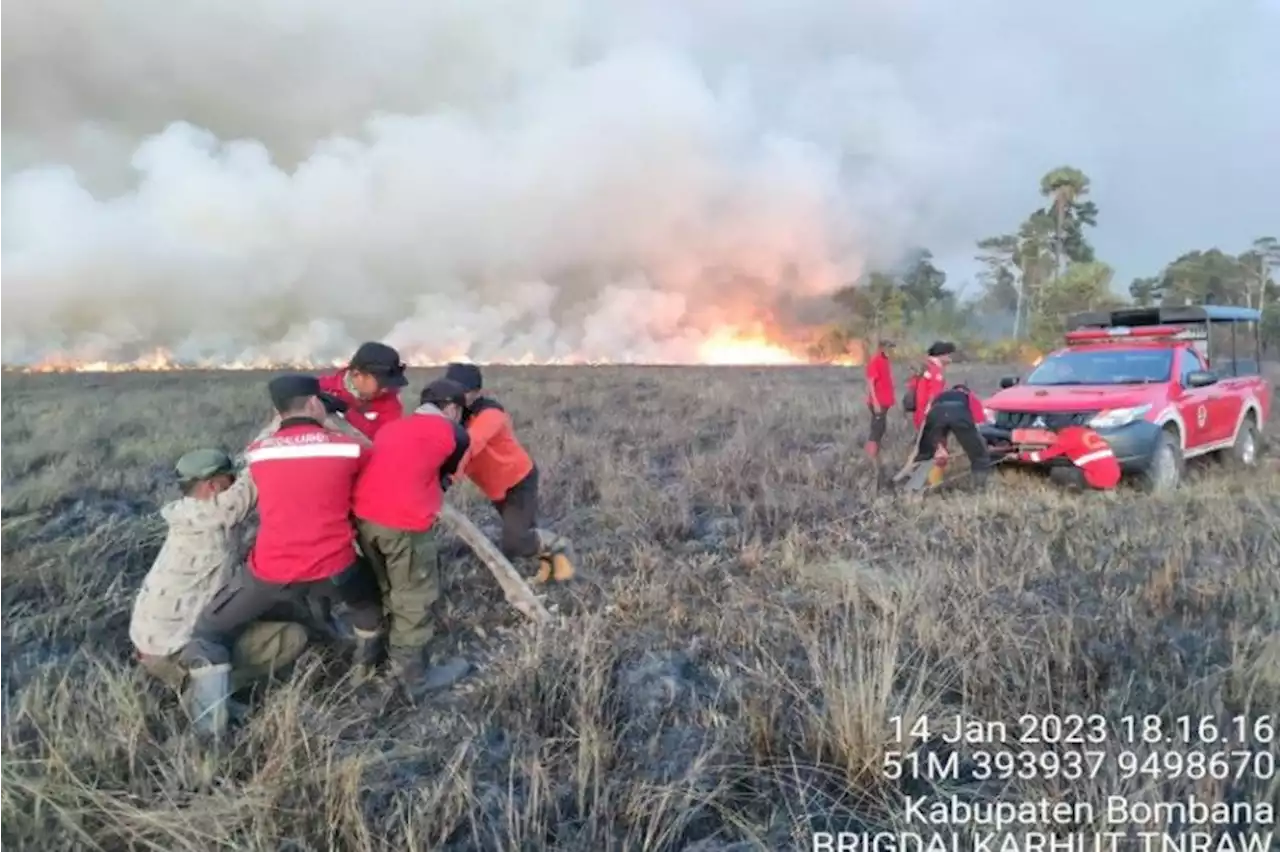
[1224,414,1259,470]
[1141,428,1184,494]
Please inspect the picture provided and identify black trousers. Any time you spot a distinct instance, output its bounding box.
[867,404,888,443]
[181,559,383,668]
[493,466,540,559]
[913,403,992,473]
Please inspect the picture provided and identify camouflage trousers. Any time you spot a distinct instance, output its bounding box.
[355,519,442,652]
[139,621,308,693]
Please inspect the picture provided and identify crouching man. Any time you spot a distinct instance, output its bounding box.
[130,449,308,694]
[899,384,993,493]
[351,379,474,699]
[443,363,576,584]
[1018,425,1121,491]
[180,375,386,737]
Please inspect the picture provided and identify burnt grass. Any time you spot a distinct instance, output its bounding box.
[2,365,1279,851]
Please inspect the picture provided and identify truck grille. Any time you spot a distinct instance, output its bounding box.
[993,410,1098,430]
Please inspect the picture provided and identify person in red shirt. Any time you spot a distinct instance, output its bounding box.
[1018,425,1121,490]
[180,374,384,737]
[908,340,954,431]
[352,378,473,698]
[317,342,409,441]
[864,339,897,461]
[444,362,576,584]
[898,384,992,493]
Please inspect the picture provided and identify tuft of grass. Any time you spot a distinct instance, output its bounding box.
[3,364,1279,851]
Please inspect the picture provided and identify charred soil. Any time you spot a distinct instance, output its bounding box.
[2,365,1279,851]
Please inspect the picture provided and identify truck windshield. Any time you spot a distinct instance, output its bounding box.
[1025,349,1174,386]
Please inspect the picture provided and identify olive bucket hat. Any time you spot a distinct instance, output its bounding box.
[174,448,235,483]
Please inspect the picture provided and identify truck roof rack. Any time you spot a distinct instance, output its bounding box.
[1066,305,1261,331]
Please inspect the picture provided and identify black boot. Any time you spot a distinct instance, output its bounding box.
[388,647,473,701]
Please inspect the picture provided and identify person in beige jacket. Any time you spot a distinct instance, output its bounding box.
[129,448,308,692]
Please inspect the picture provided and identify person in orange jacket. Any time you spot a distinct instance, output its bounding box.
[1018,425,1121,490]
[443,363,576,583]
[863,339,897,461]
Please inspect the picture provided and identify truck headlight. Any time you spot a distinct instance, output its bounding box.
[1088,404,1152,430]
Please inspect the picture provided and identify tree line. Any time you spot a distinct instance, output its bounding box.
[821,166,1279,358]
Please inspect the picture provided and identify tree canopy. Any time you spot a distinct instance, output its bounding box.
[827,164,1277,353]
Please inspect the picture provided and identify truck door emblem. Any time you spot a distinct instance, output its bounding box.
[1196,405,1207,429]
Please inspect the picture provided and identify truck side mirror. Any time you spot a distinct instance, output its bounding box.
[999,376,1020,389]
[1185,370,1218,388]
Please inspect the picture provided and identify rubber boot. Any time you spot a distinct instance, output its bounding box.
[389,647,473,701]
[351,628,385,683]
[536,529,576,582]
[186,663,233,739]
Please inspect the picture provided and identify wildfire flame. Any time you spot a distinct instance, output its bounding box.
[696,330,807,365]
[6,328,866,373]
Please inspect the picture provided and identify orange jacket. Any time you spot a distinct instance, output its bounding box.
[457,398,534,501]
[1019,425,1121,490]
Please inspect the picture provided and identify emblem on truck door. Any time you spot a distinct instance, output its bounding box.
[1196,405,1207,429]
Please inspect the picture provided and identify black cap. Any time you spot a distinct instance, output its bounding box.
[927,341,956,357]
[268,374,322,413]
[444,362,483,392]
[349,341,408,389]
[420,378,468,409]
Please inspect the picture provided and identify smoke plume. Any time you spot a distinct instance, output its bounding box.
[4,0,1278,364]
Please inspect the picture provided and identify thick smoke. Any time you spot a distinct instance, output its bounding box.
[4,0,1278,364]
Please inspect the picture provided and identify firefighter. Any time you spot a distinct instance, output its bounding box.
[900,383,993,493]
[351,378,474,699]
[180,375,385,738]
[863,339,896,462]
[130,449,308,695]
[1018,425,1121,490]
[443,362,575,584]
[907,341,955,432]
[317,341,410,441]
[904,341,957,485]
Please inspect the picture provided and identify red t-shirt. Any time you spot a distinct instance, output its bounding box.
[318,370,405,441]
[865,351,895,409]
[245,419,367,583]
[353,406,468,532]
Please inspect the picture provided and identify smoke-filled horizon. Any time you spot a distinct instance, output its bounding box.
[3,0,1278,364]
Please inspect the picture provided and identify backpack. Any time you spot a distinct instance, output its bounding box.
[902,373,919,413]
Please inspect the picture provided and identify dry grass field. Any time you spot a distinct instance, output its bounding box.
[2,364,1279,852]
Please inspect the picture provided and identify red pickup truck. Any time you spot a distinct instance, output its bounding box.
[980,306,1270,492]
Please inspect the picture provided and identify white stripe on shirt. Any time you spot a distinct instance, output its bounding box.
[1074,449,1114,466]
[247,442,362,463]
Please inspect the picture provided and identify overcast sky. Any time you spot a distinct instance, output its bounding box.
[3,0,1278,361]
